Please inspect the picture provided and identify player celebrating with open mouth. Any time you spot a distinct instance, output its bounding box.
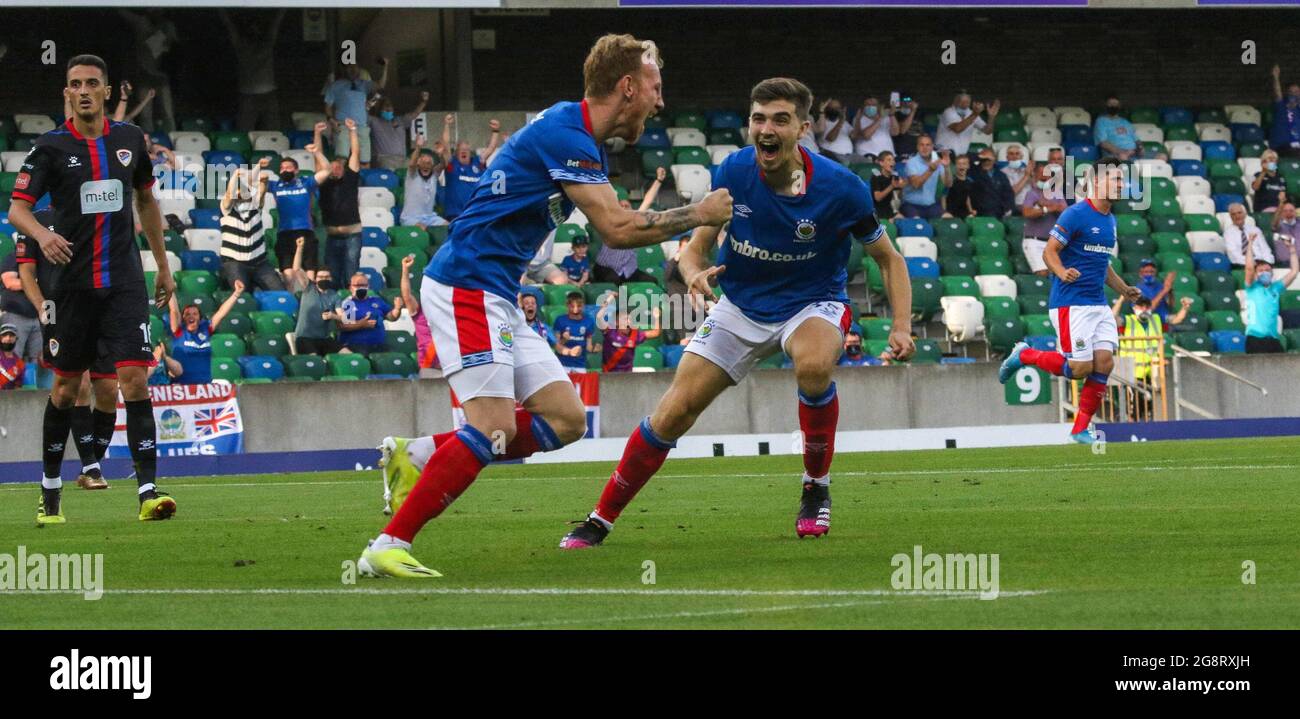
[359,34,733,578]
[560,78,915,549]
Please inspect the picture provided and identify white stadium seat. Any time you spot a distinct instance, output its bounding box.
[358,187,395,209]
[671,164,711,202]
[1029,144,1062,162]
[974,274,1017,299]
[1029,127,1061,146]
[550,241,572,264]
[940,296,985,344]
[993,142,1027,162]
[1238,157,1262,181]
[163,251,182,274]
[1174,176,1211,198]
[251,132,291,153]
[1198,124,1231,142]
[1186,231,1227,254]
[158,196,196,218]
[1022,108,1056,129]
[385,308,416,336]
[1166,141,1202,161]
[1055,107,1091,126]
[17,116,56,135]
[897,236,938,261]
[359,246,388,272]
[283,149,315,171]
[1133,123,1164,143]
[1178,195,1216,215]
[170,131,211,154]
[706,144,740,165]
[970,129,994,147]
[668,128,707,148]
[360,206,394,229]
[1215,212,1254,233]
[1225,106,1261,126]
[139,251,158,273]
[184,229,222,254]
[2,151,29,172]
[1134,159,1173,179]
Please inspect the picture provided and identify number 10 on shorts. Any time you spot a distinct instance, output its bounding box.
[1005,366,1051,406]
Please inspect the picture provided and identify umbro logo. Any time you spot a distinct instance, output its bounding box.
[734,205,752,217]
[1091,227,1100,234]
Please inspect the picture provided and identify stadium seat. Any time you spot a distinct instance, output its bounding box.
[980,296,1019,320]
[910,278,943,321]
[972,236,1009,257]
[1201,290,1240,312]
[189,209,222,229]
[939,256,977,277]
[326,353,372,379]
[967,216,1005,240]
[898,236,938,260]
[282,354,327,380]
[1156,252,1194,273]
[975,274,1017,298]
[671,164,711,202]
[1018,295,1049,316]
[1192,252,1230,273]
[250,310,293,338]
[1201,141,1235,161]
[359,187,396,209]
[369,352,417,377]
[210,333,247,359]
[910,339,943,364]
[1208,330,1245,354]
[360,168,400,189]
[940,296,984,344]
[940,276,978,297]
[1205,310,1242,332]
[893,218,932,238]
[238,355,285,381]
[976,257,1012,276]
[1015,274,1050,296]
[211,357,242,382]
[935,237,973,258]
[360,206,394,230]
[930,218,968,241]
[632,347,664,371]
[181,250,220,274]
[255,290,299,316]
[250,336,289,358]
[361,227,390,249]
[987,317,1026,354]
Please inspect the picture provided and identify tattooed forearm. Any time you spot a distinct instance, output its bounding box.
[633,206,700,237]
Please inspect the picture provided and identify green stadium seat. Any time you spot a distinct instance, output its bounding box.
[1014,274,1050,296]
[1196,271,1233,292]
[1148,215,1186,234]
[583,282,617,305]
[633,346,663,370]
[981,297,1019,320]
[250,311,293,338]
[977,256,1012,275]
[1156,252,1193,273]
[211,357,242,382]
[1182,214,1219,233]
[673,146,710,166]
[369,352,417,377]
[939,256,977,276]
[1018,295,1049,315]
[1175,292,1206,315]
[972,236,1009,258]
[987,317,1026,354]
[911,339,942,364]
[1118,235,1155,255]
[641,148,672,178]
[1200,290,1239,312]
[384,246,427,271]
[935,237,974,258]
[1171,272,1199,295]
[1115,214,1150,237]
[1284,328,1300,352]
[930,218,968,241]
[282,354,328,380]
[542,284,583,306]
[1002,216,1025,240]
[911,278,943,320]
[210,333,246,358]
[862,317,893,340]
[1152,232,1188,254]
[387,225,428,249]
[673,112,707,131]
[326,353,372,378]
[637,243,665,270]
[1022,313,1053,337]
[176,270,218,295]
[427,225,449,248]
[555,223,587,244]
[940,276,978,297]
[1173,331,1211,352]
[1205,310,1242,332]
[250,336,289,358]
[1281,291,1300,311]
[967,216,1005,240]
[385,331,416,354]
[1206,158,1240,179]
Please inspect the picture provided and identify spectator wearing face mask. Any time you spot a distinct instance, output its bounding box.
[437,113,503,221]
[971,147,1015,218]
[1252,149,1288,213]
[1000,144,1034,208]
[1224,203,1274,268]
[370,91,429,171]
[1243,236,1299,353]
[1095,94,1139,161]
[0,324,25,390]
[1270,64,1300,158]
[399,136,449,230]
[936,92,999,156]
[838,326,882,366]
[1020,159,1069,276]
[286,237,343,357]
[311,119,364,288]
[1132,259,1176,323]
[168,281,245,385]
[1113,295,1191,395]
[338,272,404,356]
[268,151,331,277]
[870,151,904,220]
[851,95,911,162]
[1272,203,1300,264]
[814,98,854,164]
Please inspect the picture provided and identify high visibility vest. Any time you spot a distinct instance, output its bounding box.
[1121,314,1163,380]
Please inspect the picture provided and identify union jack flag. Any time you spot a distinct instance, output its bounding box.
[193,406,239,437]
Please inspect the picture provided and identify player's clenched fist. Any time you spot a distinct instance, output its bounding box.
[886,328,915,362]
[1060,267,1081,283]
[698,188,733,226]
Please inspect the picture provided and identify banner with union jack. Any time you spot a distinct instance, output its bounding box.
[107,382,245,458]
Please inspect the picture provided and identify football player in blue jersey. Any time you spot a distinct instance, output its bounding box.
[999,157,1143,444]
[359,34,733,577]
[560,77,915,548]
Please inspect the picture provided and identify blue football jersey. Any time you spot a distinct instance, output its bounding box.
[1048,199,1117,308]
[714,146,882,323]
[425,100,609,302]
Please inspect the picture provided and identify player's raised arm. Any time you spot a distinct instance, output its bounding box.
[563,181,731,250]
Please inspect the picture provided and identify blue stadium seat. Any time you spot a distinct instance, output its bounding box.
[707,110,743,129]
[189,209,221,229]
[1160,107,1193,126]
[1200,141,1235,161]
[1170,160,1205,178]
[237,355,286,381]
[1060,125,1091,145]
[1209,330,1245,354]
[359,168,399,189]
[255,290,299,316]
[1064,143,1098,162]
[637,128,670,149]
[1026,335,1058,352]
[1231,124,1264,144]
[1193,252,1231,272]
[893,218,934,238]
[361,227,390,248]
[663,344,685,369]
[181,250,220,273]
[287,130,313,149]
[359,267,386,291]
[905,257,940,278]
[202,150,244,167]
[149,131,173,149]
[1212,194,1243,213]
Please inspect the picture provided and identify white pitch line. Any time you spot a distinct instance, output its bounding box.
[0,587,1048,598]
[432,598,910,630]
[3,461,1293,492]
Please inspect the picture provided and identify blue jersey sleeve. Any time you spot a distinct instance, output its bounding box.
[845,175,883,244]
[536,123,607,185]
[1049,205,1076,246]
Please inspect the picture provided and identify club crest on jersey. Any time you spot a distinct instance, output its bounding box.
[48,339,59,357]
[117,149,133,167]
[498,323,514,348]
[1075,338,1086,350]
[794,219,817,242]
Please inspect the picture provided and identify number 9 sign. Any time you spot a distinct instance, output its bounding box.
[1004,366,1051,405]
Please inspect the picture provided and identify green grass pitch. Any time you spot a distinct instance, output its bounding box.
[1,437,1297,629]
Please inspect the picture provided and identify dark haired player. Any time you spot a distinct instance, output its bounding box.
[560,77,915,549]
[7,54,177,524]
[999,158,1144,444]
